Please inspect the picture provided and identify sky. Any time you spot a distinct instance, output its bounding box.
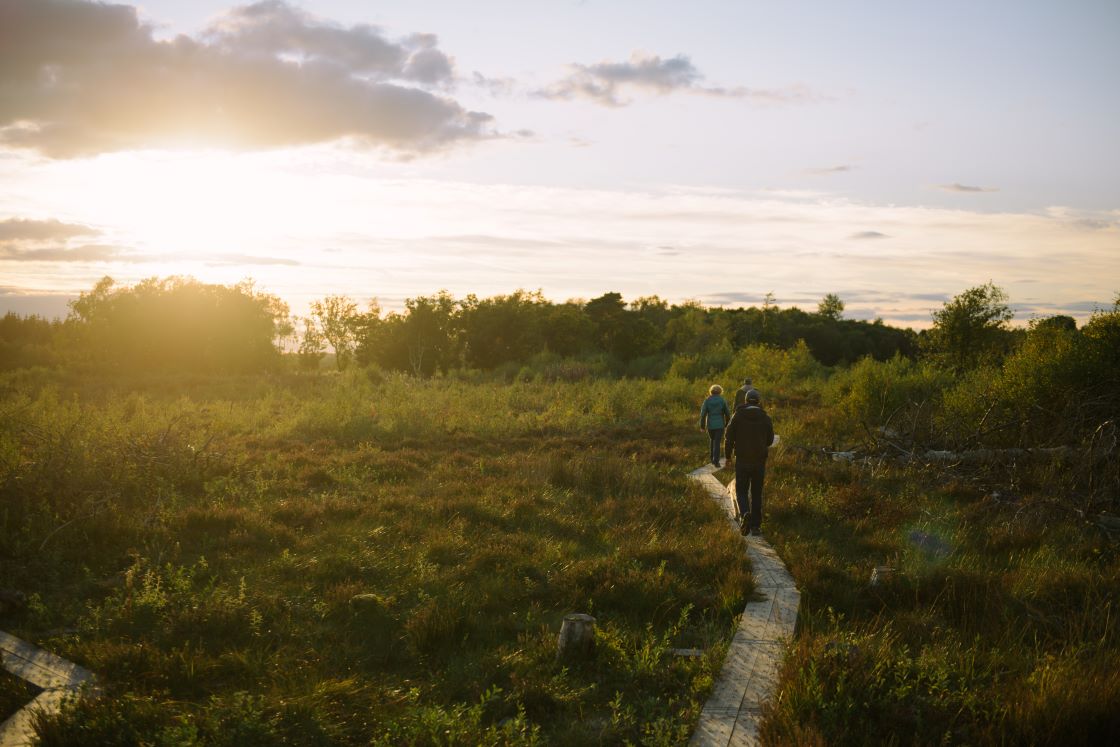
[1,0,1117,326]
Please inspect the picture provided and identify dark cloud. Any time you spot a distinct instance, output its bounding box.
[0,0,493,157]
[937,183,999,193]
[0,218,99,241]
[536,52,818,107]
[849,231,888,240]
[203,2,454,84]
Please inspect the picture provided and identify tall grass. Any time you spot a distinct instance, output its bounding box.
[0,367,745,745]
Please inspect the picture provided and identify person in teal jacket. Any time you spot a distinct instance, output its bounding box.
[699,384,731,468]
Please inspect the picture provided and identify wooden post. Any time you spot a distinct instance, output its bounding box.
[556,613,596,662]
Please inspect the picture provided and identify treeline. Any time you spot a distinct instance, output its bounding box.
[2,274,1117,464]
[303,289,915,376]
[0,278,916,375]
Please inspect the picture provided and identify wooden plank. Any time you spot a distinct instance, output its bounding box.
[0,631,94,690]
[688,463,800,747]
[0,690,70,747]
[0,631,97,747]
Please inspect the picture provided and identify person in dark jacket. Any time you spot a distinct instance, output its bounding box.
[699,384,731,468]
[733,378,759,410]
[724,389,774,536]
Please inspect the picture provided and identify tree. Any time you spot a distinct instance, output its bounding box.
[584,292,662,361]
[542,303,594,357]
[402,292,458,376]
[1030,315,1076,334]
[817,293,845,321]
[760,291,777,343]
[296,316,325,371]
[923,282,1014,372]
[66,275,287,372]
[310,295,360,371]
[459,290,548,368]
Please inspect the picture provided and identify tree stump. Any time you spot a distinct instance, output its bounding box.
[556,613,596,662]
[869,566,894,586]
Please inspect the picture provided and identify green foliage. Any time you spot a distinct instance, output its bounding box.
[459,290,550,368]
[816,293,845,321]
[922,282,1015,372]
[66,276,289,372]
[938,304,1120,450]
[296,316,327,371]
[309,295,361,371]
[828,354,952,442]
[372,687,540,746]
[667,340,734,380]
[718,341,829,396]
[0,312,66,369]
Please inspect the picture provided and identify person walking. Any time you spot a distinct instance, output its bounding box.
[733,378,758,409]
[699,384,731,468]
[724,389,774,536]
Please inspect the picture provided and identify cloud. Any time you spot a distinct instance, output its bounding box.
[536,52,818,107]
[0,0,493,157]
[202,253,301,266]
[937,183,999,193]
[0,243,128,262]
[849,230,889,239]
[203,2,454,85]
[806,165,855,175]
[0,215,298,266]
[0,217,120,261]
[470,71,516,97]
[0,218,99,241]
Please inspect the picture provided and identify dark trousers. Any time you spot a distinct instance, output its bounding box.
[735,462,766,530]
[707,428,724,465]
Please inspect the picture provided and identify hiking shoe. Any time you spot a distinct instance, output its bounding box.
[750,528,764,538]
[738,517,750,537]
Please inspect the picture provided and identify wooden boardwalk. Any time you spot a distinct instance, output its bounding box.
[688,463,800,747]
[0,630,96,747]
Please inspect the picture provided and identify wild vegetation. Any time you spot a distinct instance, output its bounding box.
[1,277,1118,744]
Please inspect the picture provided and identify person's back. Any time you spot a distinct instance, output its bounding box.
[699,384,731,468]
[724,390,774,535]
[733,378,759,410]
[726,403,774,465]
[700,394,730,430]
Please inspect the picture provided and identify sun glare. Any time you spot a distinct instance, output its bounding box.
[92,152,292,250]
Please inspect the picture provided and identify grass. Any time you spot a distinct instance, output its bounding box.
[750,398,1120,746]
[0,368,749,745]
[4,359,1118,744]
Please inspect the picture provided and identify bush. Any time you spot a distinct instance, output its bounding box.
[827,354,950,444]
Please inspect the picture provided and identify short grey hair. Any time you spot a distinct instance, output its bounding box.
[709,384,723,395]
